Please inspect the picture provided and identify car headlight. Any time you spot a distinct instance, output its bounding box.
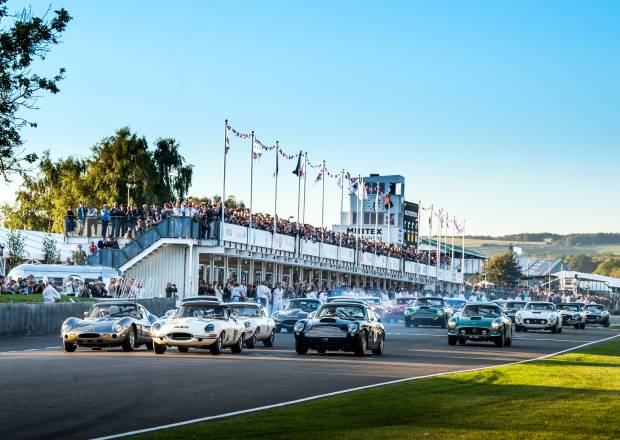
[492,321,502,330]
[516,312,523,320]
[113,323,123,333]
[348,322,360,334]
[244,321,251,330]
[572,314,579,319]
[152,322,161,331]
[602,311,609,316]
[447,320,457,329]
[61,322,72,332]
[272,312,280,319]
[204,324,215,332]
[294,321,305,332]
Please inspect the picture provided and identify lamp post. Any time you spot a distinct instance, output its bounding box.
[126,182,136,207]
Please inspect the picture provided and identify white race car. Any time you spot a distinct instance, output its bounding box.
[228,302,276,348]
[515,302,563,333]
[151,301,246,354]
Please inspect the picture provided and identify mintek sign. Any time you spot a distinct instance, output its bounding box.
[346,227,383,235]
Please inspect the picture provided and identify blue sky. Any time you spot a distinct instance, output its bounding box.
[1,0,619,236]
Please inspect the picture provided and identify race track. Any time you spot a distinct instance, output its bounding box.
[0,324,617,440]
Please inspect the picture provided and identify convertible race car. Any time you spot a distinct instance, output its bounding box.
[556,303,587,329]
[151,301,246,354]
[584,303,611,327]
[447,303,513,347]
[228,302,276,348]
[515,302,562,333]
[294,301,385,356]
[273,298,322,332]
[61,301,157,352]
[404,297,453,328]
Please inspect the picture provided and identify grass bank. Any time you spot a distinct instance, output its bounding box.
[0,294,92,303]
[141,337,620,440]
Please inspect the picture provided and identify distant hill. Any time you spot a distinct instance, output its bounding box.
[467,233,620,247]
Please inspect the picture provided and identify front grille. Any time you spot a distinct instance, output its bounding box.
[413,311,436,319]
[168,333,193,340]
[305,326,346,338]
[78,333,100,339]
[524,319,546,324]
[586,315,600,320]
[282,320,298,326]
[461,327,489,335]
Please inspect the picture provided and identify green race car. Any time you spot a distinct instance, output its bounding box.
[404,297,452,328]
[447,303,513,348]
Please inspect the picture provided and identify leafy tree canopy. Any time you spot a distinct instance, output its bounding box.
[484,252,522,287]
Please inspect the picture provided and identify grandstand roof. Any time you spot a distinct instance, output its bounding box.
[518,257,564,278]
[418,237,488,259]
[552,270,620,289]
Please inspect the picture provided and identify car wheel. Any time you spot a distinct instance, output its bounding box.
[91,347,103,351]
[153,341,166,354]
[178,346,189,353]
[245,334,256,349]
[210,335,223,355]
[145,341,153,351]
[405,319,412,328]
[505,332,512,347]
[440,316,447,329]
[372,335,385,355]
[551,323,558,334]
[458,338,466,345]
[295,341,308,355]
[317,348,327,354]
[275,327,282,333]
[231,334,244,353]
[515,325,522,332]
[495,330,505,348]
[574,324,580,329]
[604,322,610,327]
[353,331,367,357]
[64,342,77,352]
[121,327,136,352]
[448,335,457,346]
[263,329,275,347]
[580,323,586,330]
[558,326,562,333]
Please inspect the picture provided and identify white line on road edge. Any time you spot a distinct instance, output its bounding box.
[92,333,620,440]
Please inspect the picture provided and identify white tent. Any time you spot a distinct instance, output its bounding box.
[0,228,74,262]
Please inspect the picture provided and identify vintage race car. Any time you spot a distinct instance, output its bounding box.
[355,297,387,319]
[151,301,245,354]
[556,303,587,329]
[515,302,562,333]
[584,304,611,326]
[61,301,157,352]
[385,297,416,322]
[273,298,322,332]
[447,303,513,347]
[294,301,385,357]
[504,301,527,323]
[228,302,276,348]
[404,297,452,328]
[446,298,467,316]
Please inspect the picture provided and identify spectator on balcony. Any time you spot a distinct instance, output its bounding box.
[110,202,123,238]
[88,241,97,254]
[77,202,87,235]
[86,204,98,237]
[165,282,177,298]
[65,206,76,236]
[100,204,110,238]
[124,228,134,242]
[172,202,182,216]
[109,237,119,249]
[97,238,109,249]
[73,244,87,265]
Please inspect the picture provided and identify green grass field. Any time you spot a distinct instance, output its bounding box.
[140,337,620,440]
[0,294,92,303]
[461,238,620,257]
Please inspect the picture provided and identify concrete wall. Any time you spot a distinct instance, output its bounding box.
[0,298,176,338]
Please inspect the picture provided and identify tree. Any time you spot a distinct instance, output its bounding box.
[594,257,620,277]
[565,254,597,273]
[6,229,25,270]
[153,138,193,200]
[0,2,71,181]
[42,233,60,263]
[485,252,522,287]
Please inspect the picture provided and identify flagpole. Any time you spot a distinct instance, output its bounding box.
[302,152,308,226]
[428,204,433,289]
[247,130,255,250]
[356,174,362,270]
[461,219,466,282]
[295,151,302,258]
[221,119,228,243]
[272,141,279,253]
[319,160,326,261]
[436,208,441,294]
[337,169,344,264]
[374,184,379,267]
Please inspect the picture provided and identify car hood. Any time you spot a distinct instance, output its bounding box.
[66,317,120,332]
[522,311,556,319]
[585,310,604,315]
[305,317,356,331]
[408,305,443,313]
[277,309,309,319]
[453,316,497,327]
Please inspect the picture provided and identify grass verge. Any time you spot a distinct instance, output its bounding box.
[0,294,92,303]
[140,337,620,440]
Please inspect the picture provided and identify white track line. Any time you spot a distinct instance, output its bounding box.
[92,333,619,440]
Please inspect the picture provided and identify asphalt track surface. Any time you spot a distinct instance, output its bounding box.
[0,323,618,440]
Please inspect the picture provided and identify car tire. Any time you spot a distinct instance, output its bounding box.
[371,335,385,355]
[458,338,466,345]
[245,334,256,349]
[64,342,77,352]
[275,327,282,333]
[317,348,327,354]
[551,323,558,334]
[448,335,457,346]
[153,341,166,354]
[263,330,275,347]
[574,324,580,329]
[515,325,522,332]
[210,335,223,355]
[295,341,308,355]
[145,341,153,351]
[604,322,610,327]
[178,346,189,353]
[505,331,513,347]
[440,317,447,329]
[121,327,136,352]
[91,347,103,351]
[558,326,562,333]
[353,331,367,357]
[231,334,244,354]
[580,323,586,330]
[405,319,412,328]
[495,330,505,348]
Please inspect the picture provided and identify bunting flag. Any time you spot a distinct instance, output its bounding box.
[336,174,343,189]
[273,148,279,177]
[251,141,262,160]
[225,132,230,154]
[314,169,323,184]
[384,194,393,209]
[292,151,304,177]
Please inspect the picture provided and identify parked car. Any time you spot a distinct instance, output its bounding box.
[584,303,611,327]
[273,298,322,332]
[447,303,513,347]
[228,302,276,348]
[404,297,452,328]
[556,303,587,329]
[515,302,562,333]
[386,297,416,322]
[294,301,385,357]
[151,301,245,354]
[61,301,157,352]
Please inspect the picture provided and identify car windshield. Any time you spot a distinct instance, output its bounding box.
[415,298,444,307]
[396,298,414,305]
[88,304,139,319]
[175,304,228,319]
[527,303,555,311]
[585,305,604,311]
[557,304,580,312]
[506,302,525,310]
[462,305,501,318]
[447,300,465,308]
[316,305,367,320]
[230,305,261,317]
[286,300,320,312]
[360,297,381,305]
